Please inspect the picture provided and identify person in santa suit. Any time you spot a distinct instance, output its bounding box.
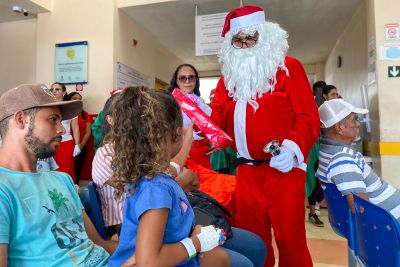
[211,5,320,267]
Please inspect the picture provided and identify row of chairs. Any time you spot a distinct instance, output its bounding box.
[323,182,400,267]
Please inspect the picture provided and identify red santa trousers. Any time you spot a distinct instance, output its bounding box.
[234,164,312,267]
[53,139,76,183]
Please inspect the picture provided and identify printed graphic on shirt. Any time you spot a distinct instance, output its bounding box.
[44,188,107,266]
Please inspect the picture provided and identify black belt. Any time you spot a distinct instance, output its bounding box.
[233,157,269,167]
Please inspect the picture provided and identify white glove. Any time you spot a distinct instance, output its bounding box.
[270,146,295,173]
[73,144,81,157]
[196,225,224,252]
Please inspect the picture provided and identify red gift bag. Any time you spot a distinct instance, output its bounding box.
[172,88,233,149]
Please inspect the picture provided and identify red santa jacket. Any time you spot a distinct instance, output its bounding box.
[210,56,320,168]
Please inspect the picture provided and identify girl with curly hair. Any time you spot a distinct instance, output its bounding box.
[108,86,229,267]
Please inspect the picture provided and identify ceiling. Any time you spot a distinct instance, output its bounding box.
[0,0,49,22]
[121,0,363,72]
[0,0,363,73]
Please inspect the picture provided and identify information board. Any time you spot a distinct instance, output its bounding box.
[55,41,88,84]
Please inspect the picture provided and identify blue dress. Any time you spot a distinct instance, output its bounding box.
[109,173,198,266]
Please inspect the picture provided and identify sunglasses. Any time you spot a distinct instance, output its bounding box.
[50,88,62,93]
[178,75,196,83]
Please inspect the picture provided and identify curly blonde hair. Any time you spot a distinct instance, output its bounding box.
[110,86,182,198]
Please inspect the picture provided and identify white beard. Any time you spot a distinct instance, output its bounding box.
[218,22,289,111]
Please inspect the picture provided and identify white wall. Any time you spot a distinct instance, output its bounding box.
[0,19,37,93]
[114,10,182,86]
[35,0,115,114]
[371,0,400,186]
[324,2,368,109]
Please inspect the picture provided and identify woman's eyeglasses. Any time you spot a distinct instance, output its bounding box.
[50,88,62,93]
[231,32,259,49]
[178,75,196,83]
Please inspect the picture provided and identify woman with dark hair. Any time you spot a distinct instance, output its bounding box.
[168,64,213,169]
[50,82,80,182]
[65,92,93,183]
[322,85,339,101]
[168,64,201,96]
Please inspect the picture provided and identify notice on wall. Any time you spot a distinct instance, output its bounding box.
[115,62,152,90]
[195,12,227,56]
[388,66,400,78]
[385,23,400,41]
[379,43,400,60]
[55,41,88,84]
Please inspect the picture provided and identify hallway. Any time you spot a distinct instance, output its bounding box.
[306,208,348,266]
[272,208,348,266]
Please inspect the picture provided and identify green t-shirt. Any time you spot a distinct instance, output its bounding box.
[92,110,103,152]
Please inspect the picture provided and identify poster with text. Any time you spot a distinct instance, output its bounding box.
[115,62,152,90]
[55,41,88,84]
[195,12,227,56]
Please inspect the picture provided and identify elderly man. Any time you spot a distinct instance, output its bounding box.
[0,84,116,266]
[316,99,400,221]
[211,5,319,267]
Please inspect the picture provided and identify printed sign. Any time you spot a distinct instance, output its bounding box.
[385,23,400,41]
[388,66,400,78]
[55,41,88,84]
[115,62,152,89]
[195,12,227,56]
[379,44,400,60]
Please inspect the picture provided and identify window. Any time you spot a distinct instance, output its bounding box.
[199,77,219,104]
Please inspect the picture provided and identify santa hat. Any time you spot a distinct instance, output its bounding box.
[221,5,265,37]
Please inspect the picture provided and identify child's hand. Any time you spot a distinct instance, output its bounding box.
[183,119,195,138]
[191,225,226,253]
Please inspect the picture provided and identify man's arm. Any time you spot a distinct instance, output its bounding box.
[82,210,117,255]
[80,121,92,149]
[345,193,369,213]
[210,77,228,128]
[71,117,81,149]
[284,58,320,165]
[0,244,7,267]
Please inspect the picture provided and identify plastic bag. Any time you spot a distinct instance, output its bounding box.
[172,88,233,149]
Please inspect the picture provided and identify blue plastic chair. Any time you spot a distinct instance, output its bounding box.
[353,194,400,267]
[87,181,115,240]
[322,182,357,266]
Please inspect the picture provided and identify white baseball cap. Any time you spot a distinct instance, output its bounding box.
[319,99,368,128]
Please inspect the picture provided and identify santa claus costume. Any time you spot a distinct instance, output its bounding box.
[211,6,320,267]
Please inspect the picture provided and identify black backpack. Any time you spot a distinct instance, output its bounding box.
[186,190,233,239]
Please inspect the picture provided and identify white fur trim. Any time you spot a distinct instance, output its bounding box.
[234,100,253,159]
[230,11,265,33]
[282,139,306,170]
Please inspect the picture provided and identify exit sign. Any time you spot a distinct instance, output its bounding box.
[388,66,400,77]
